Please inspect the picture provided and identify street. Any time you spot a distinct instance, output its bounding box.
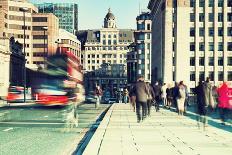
[0,103,110,155]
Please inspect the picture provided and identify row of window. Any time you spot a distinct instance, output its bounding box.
[87,60,127,64]
[190,27,232,37]
[137,23,151,31]
[190,0,232,8]
[190,71,232,81]
[190,13,232,22]
[9,24,31,30]
[85,46,128,51]
[9,15,31,22]
[87,54,127,59]
[189,57,232,66]
[189,42,232,51]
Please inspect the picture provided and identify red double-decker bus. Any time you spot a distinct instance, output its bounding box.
[33,51,84,106]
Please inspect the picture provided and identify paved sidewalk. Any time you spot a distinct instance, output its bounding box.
[83,103,232,155]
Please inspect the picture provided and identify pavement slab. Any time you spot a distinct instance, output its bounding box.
[83,103,232,155]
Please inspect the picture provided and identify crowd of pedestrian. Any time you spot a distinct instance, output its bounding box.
[128,76,232,127]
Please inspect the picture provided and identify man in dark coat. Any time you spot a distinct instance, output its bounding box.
[132,76,149,123]
[153,81,161,111]
[172,82,179,112]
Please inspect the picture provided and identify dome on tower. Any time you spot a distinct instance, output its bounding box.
[105,8,115,20]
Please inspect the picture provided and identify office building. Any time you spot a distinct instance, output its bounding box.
[36,3,78,34]
[148,0,232,91]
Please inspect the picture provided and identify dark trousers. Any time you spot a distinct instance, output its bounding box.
[136,101,147,122]
[155,96,160,111]
[147,99,152,116]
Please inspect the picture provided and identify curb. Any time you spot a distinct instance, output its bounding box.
[82,104,115,155]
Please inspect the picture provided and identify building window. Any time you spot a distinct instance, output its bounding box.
[199,42,205,51]
[209,13,214,22]
[190,27,195,37]
[147,24,151,30]
[228,0,232,7]
[208,57,214,66]
[199,27,204,36]
[209,0,214,7]
[199,0,205,7]
[228,72,232,81]
[218,0,223,7]
[218,27,223,36]
[209,42,214,51]
[190,71,195,81]
[218,13,223,22]
[218,42,224,51]
[209,72,214,81]
[103,40,106,45]
[147,34,151,39]
[108,34,111,38]
[228,13,232,22]
[218,71,224,81]
[113,34,117,38]
[228,42,232,51]
[228,27,232,36]
[32,17,47,22]
[113,40,117,45]
[199,71,205,82]
[103,34,106,38]
[190,57,195,66]
[190,42,195,51]
[199,13,205,22]
[218,57,224,66]
[208,27,214,36]
[228,57,232,66]
[199,57,205,66]
[190,0,195,7]
[108,40,111,45]
[190,13,195,22]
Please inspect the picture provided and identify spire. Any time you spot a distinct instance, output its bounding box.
[108,8,111,13]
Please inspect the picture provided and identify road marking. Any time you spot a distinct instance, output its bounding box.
[44,116,48,118]
[3,128,13,132]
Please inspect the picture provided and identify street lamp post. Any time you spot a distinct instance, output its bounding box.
[19,7,28,103]
[55,40,62,54]
[42,27,48,68]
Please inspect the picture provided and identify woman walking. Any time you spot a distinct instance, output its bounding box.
[177,81,186,115]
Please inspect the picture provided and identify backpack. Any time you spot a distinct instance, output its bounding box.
[178,88,186,98]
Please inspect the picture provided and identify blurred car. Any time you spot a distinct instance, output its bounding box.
[85,95,97,103]
[7,86,32,103]
[107,98,117,104]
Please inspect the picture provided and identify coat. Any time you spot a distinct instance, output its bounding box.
[202,82,214,108]
[132,80,149,103]
[195,83,207,115]
[217,83,231,109]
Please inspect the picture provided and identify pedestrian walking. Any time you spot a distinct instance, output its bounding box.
[172,82,179,112]
[217,82,231,125]
[166,84,172,109]
[183,83,189,114]
[153,81,162,112]
[146,82,155,117]
[129,84,136,112]
[131,76,149,123]
[94,85,103,108]
[123,87,129,104]
[161,83,167,107]
[177,81,186,116]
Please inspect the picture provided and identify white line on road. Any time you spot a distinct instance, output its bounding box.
[44,116,48,118]
[3,128,13,132]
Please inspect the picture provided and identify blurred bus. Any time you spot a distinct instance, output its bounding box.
[32,51,84,106]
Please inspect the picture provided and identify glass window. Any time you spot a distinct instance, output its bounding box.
[209,0,214,7]
[228,27,232,36]
[209,42,214,51]
[190,27,195,37]
[218,27,223,36]
[209,27,214,36]
[218,57,224,66]
[199,0,205,7]
[199,13,204,22]
[209,13,214,22]
[199,27,204,36]
[190,57,195,66]
[147,24,151,30]
[228,13,232,22]
[199,42,205,51]
[147,34,151,39]
[218,71,224,81]
[190,71,195,81]
[228,72,232,81]
[228,0,232,7]
[199,57,205,66]
[113,34,117,38]
[103,40,106,45]
[228,42,232,51]
[199,71,205,82]
[208,57,214,66]
[190,42,195,51]
[218,0,223,7]
[228,57,232,66]
[103,34,106,38]
[108,34,111,38]
[218,13,223,22]
[190,13,195,22]
[108,40,111,45]
[190,0,195,7]
[209,72,214,81]
[218,42,224,51]
[113,40,117,45]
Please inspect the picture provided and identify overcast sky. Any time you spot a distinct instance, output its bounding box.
[29,0,150,30]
